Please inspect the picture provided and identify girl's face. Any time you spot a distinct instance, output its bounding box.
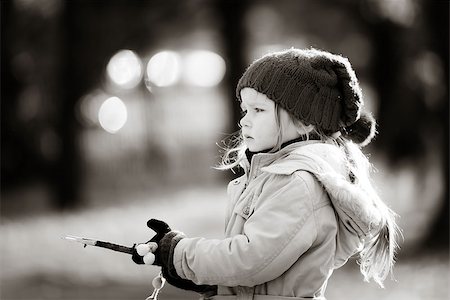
[240,88,302,152]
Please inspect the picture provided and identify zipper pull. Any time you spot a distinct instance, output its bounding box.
[145,272,165,300]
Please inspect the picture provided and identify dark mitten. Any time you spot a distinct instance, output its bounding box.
[132,219,171,265]
[158,232,217,294]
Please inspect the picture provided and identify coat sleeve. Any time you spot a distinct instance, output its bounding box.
[173,172,318,287]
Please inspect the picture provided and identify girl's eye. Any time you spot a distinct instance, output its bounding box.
[254,108,264,113]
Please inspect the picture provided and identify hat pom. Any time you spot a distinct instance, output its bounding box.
[342,112,376,147]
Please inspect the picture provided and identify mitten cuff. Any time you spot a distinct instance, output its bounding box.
[160,232,217,295]
[159,231,185,269]
[159,230,186,281]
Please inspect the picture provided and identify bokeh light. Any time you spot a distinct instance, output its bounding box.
[146,51,181,87]
[182,50,226,87]
[106,50,143,89]
[373,0,417,27]
[78,91,107,126]
[98,97,128,133]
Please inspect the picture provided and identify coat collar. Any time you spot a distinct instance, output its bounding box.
[261,142,348,176]
[241,140,322,177]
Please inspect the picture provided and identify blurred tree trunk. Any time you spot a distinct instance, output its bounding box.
[57,1,83,209]
[215,0,249,178]
[1,0,75,208]
[421,0,449,250]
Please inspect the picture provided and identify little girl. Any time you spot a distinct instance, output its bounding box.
[132,48,400,300]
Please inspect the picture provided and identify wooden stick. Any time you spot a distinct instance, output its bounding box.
[63,235,134,255]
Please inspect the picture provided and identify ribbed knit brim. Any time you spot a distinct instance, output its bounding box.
[236,48,363,133]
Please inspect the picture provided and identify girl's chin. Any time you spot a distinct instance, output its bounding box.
[246,142,274,152]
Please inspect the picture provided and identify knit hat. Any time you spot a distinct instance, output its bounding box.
[236,48,363,133]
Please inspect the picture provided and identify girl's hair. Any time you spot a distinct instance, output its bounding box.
[339,112,401,286]
[216,106,400,287]
[215,132,246,172]
[343,141,401,287]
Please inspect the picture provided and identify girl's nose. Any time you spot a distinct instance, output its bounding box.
[240,113,250,128]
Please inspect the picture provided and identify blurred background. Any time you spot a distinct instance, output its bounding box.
[1,0,448,299]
